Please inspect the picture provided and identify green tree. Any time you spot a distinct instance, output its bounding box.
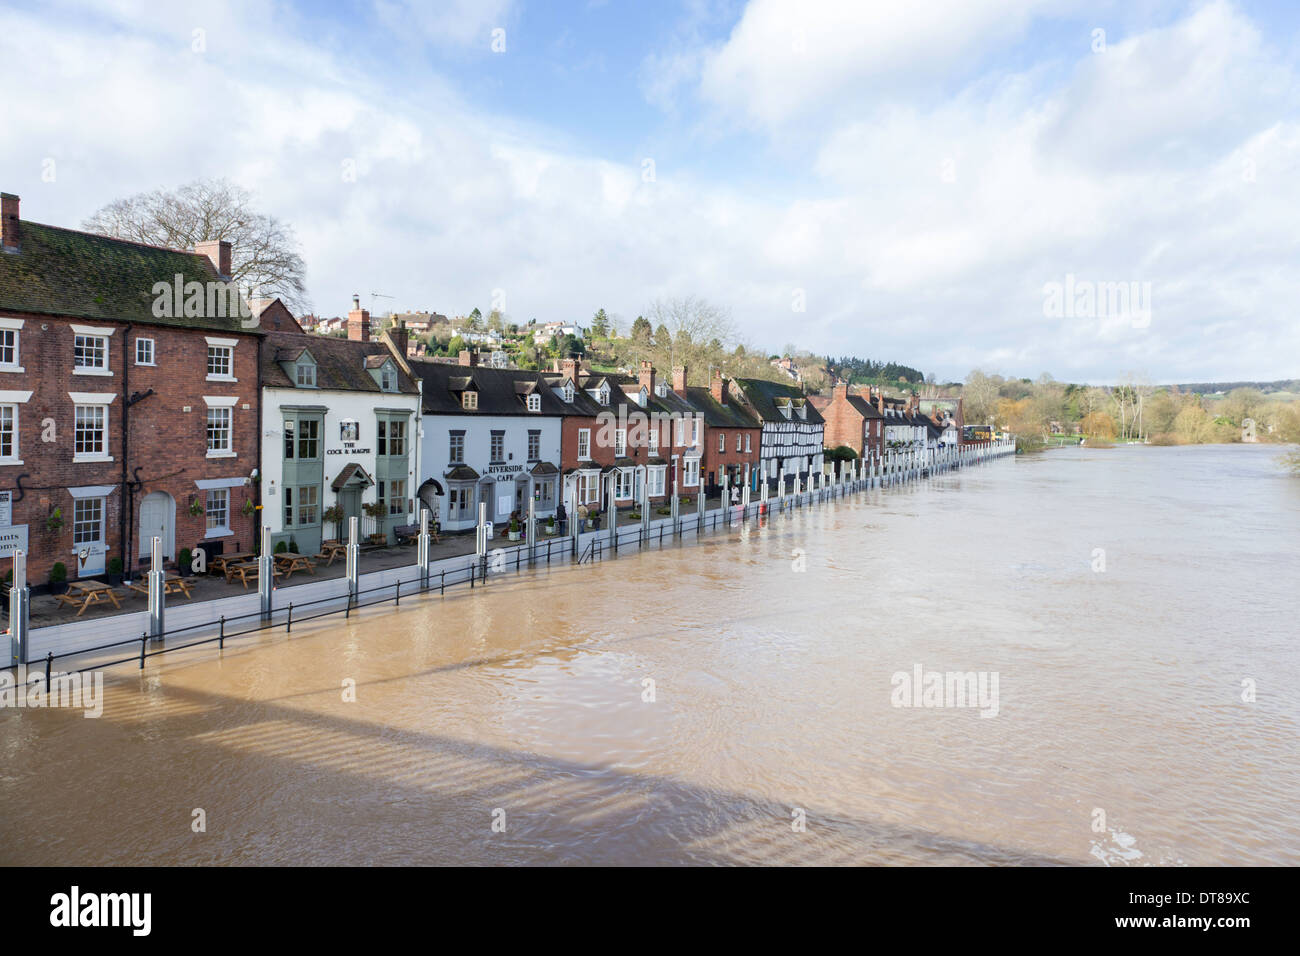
[590,308,609,338]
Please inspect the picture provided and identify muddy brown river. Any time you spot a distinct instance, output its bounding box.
[2,444,1297,865]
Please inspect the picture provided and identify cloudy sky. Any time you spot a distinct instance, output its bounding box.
[2,0,1298,384]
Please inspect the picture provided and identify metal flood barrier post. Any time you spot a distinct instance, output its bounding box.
[418,508,431,590]
[8,549,29,665]
[345,517,360,604]
[475,502,488,580]
[258,524,275,622]
[148,535,166,641]
[607,479,617,553]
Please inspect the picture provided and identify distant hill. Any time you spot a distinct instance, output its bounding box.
[1171,379,1300,394]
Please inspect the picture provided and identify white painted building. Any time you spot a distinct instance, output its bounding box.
[260,328,421,552]
[410,359,564,531]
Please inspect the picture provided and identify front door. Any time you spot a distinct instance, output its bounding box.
[339,488,361,537]
[139,491,175,560]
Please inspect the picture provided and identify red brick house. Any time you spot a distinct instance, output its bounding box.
[545,358,702,510]
[682,368,762,495]
[0,193,261,585]
[819,383,885,462]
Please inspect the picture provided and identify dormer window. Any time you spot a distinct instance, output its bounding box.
[296,362,316,387]
[778,400,792,420]
[598,382,610,405]
[655,383,667,398]
[462,391,478,410]
[562,382,574,403]
[527,393,541,412]
[796,404,807,420]
[638,386,648,408]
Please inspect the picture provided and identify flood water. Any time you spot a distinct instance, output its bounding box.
[2,443,1298,866]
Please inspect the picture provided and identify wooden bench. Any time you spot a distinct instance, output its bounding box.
[54,580,123,616]
[314,541,346,566]
[392,524,438,545]
[125,572,194,601]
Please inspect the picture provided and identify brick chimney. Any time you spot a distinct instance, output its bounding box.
[560,357,579,382]
[347,295,371,342]
[875,388,885,416]
[388,319,410,358]
[671,365,687,397]
[458,349,477,367]
[638,360,656,396]
[833,382,848,402]
[710,367,725,405]
[196,239,232,279]
[1,193,19,253]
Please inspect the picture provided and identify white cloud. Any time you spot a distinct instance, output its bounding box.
[1,0,1297,383]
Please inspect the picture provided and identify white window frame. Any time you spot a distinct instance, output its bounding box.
[0,318,24,372]
[0,403,18,464]
[683,456,700,487]
[203,396,239,459]
[718,432,726,453]
[69,392,116,463]
[577,428,591,460]
[648,426,659,456]
[462,391,478,410]
[614,468,633,500]
[72,495,106,547]
[615,428,627,457]
[527,393,541,412]
[72,325,114,376]
[647,466,666,497]
[205,488,231,536]
[135,337,155,366]
[205,337,238,382]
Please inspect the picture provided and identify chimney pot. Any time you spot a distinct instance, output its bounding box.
[672,365,687,396]
[195,239,232,278]
[0,193,19,253]
[347,299,371,342]
[710,367,725,405]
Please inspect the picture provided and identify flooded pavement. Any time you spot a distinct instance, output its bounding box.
[2,444,1298,865]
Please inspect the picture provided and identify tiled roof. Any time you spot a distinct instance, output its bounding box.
[262,330,419,394]
[411,360,568,415]
[0,220,256,332]
[732,377,826,425]
[683,386,762,429]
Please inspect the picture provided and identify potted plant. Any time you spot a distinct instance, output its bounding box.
[49,562,68,596]
[106,556,124,586]
[46,507,63,534]
[656,506,672,516]
[189,498,205,518]
[177,547,193,576]
[323,504,344,540]
[628,510,641,520]
[242,498,256,517]
[545,515,556,535]
[508,517,521,541]
[274,540,289,554]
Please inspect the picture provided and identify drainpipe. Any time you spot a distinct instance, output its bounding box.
[254,331,263,551]
[120,322,132,577]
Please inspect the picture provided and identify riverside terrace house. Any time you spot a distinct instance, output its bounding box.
[812,383,885,462]
[259,300,421,553]
[730,378,825,486]
[683,368,763,494]
[409,353,564,533]
[877,392,930,449]
[541,359,704,510]
[0,193,259,584]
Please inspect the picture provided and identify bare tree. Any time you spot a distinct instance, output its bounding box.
[83,178,309,313]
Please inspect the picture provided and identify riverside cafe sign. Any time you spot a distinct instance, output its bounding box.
[0,492,27,559]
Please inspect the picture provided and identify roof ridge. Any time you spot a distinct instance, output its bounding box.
[24,220,210,260]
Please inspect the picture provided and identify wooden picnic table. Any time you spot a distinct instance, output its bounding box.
[225,560,280,589]
[273,551,316,578]
[314,540,347,566]
[126,572,195,600]
[210,551,254,576]
[55,580,123,617]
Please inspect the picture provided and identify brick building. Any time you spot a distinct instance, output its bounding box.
[0,193,260,584]
[818,383,885,461]
[682,368,762,495]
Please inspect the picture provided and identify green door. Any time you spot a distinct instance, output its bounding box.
[339,488,361,540]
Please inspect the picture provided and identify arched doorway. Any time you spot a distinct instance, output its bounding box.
[417,478,443,524]
[139,491,175,561]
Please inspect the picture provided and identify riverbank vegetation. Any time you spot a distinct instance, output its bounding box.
[962,370,1300,450]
